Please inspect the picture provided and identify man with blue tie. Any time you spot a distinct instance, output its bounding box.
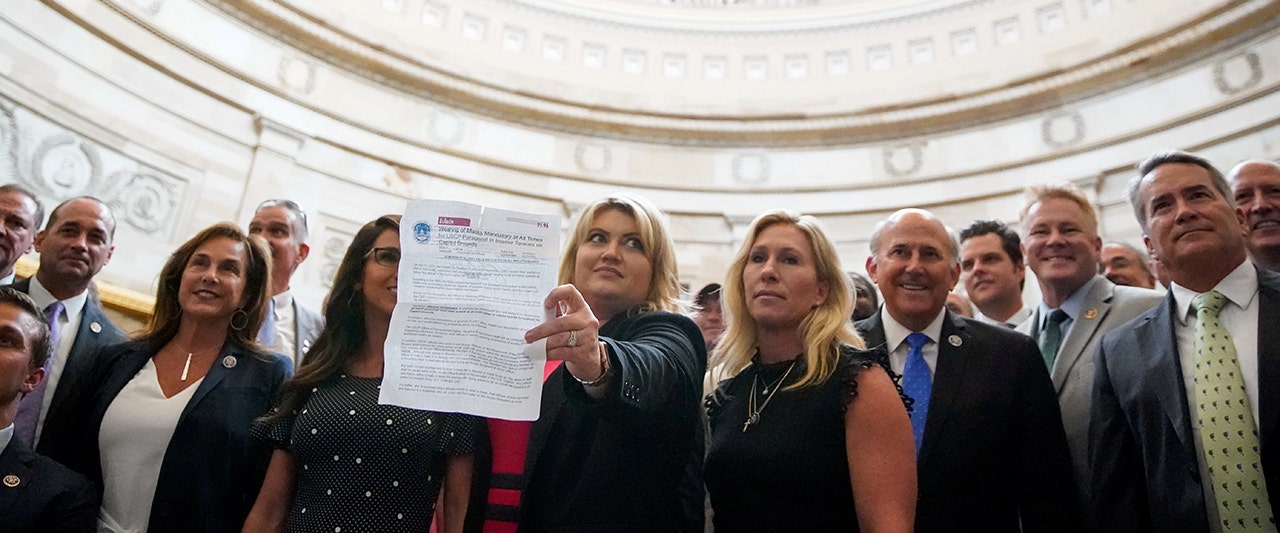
[856,208,1078,533]
[1092,150,1280,532]
[7,197,127,455]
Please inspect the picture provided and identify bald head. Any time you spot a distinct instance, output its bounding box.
[1229,159,1280,272]
[866,208,962,331]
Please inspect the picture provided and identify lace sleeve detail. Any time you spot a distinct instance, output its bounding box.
[839,345,913,414]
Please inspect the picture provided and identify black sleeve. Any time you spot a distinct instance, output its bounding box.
[1013,334,1082,531]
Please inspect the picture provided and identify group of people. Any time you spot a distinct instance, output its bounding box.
[0,148,1277,533]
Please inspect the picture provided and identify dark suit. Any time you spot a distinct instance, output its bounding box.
[857,310,1079,533]
[475,310,706,532]
[1090,267,1280,532]
[0,437,96,533]
[47,340,292,533]
[6,277,128,455]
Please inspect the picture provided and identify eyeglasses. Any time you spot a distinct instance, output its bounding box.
[366,247,400,267]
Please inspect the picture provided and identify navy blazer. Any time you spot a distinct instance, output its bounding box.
[48,340,292,533]
[0,437,96,533]
[857,310,1080,533]
[1090,267,1280,532]
[5,277,129,455]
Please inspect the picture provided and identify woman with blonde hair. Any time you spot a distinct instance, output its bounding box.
[705,209,916,532]
[476,193,706,531]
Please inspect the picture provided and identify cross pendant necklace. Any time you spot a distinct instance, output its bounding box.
[743,359,797,432]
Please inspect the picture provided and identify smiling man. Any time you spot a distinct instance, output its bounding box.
[857,208,1077,533]
[1228,159,1280,273]
[959,220,1028,327]
[6,197,127,454]
[1092,150,1280,532]
[1015,184,1162,516]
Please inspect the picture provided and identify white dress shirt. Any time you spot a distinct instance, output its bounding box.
[976,305,1031,328]
[268,291,297,358]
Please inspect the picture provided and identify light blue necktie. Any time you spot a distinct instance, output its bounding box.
[257,298,276,346]
[902,332,932,456]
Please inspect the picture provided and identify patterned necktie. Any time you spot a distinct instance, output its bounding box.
[902,332,931,456]
[1039,309,1069,371]
[1192,290,1275,531]
[13,301,64,447]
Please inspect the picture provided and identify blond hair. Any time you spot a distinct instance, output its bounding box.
[558,194,682,314]
[712,209,865,389]
[1020,183,1098,232]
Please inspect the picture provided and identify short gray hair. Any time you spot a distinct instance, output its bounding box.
[256,199,310,243]
[1128,150,1230,232]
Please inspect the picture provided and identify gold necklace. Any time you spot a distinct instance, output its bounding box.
[743,360,797,432]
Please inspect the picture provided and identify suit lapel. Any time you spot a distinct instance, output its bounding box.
[919,312,970,465]
[1051,279,1114,391]
[0,443,33,519]
[45,303,110,424]
[1256,269,1280,448]
[522,367,566,484]
[178,343,236,424]
[1140,295,1194,456]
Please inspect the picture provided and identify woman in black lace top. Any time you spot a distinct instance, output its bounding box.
[705,209,916,532]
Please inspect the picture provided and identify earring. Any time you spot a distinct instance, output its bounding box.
[229,309,249,331]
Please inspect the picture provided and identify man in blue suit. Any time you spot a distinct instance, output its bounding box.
[0,286,95,532]
[1091,150,1280,531]
[8,197,127,454]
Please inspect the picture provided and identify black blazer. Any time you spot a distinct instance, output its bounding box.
[0,437,96,533]
[6,277,129,455]
[1090,267,1280,532]
[476,310,706,532]
[47,340,292,533]
[857,310,1079,533]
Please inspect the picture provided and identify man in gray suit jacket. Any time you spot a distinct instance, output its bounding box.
[1092,150,1280,531]
[248,199,323,366]
[1016,183,1163,514]
[8,197,127,455]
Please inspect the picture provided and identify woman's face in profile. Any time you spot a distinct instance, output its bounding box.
[572,208,653,319]
[178,236,249,322]
[742,224,828,332]
[361,229,400,322]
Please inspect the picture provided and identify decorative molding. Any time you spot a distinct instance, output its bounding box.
[731,153,770,185]
[1041,111,1086,148]
[1213,51,1263,95]
[574,143,612,174]
[883,143,925,178]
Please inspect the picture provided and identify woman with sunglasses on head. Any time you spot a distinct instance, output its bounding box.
[476,194,706,532]
[244,215,481,533]
[704,210,916,532]
[48,223,291,533]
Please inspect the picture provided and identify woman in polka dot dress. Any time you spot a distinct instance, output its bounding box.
[244,215,480,533]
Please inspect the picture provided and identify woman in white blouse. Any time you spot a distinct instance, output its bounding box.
[49,223,291,533]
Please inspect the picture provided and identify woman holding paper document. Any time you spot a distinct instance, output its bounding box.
[475,193,706,531]
[703,210,915,532]
[245,214,481,533]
